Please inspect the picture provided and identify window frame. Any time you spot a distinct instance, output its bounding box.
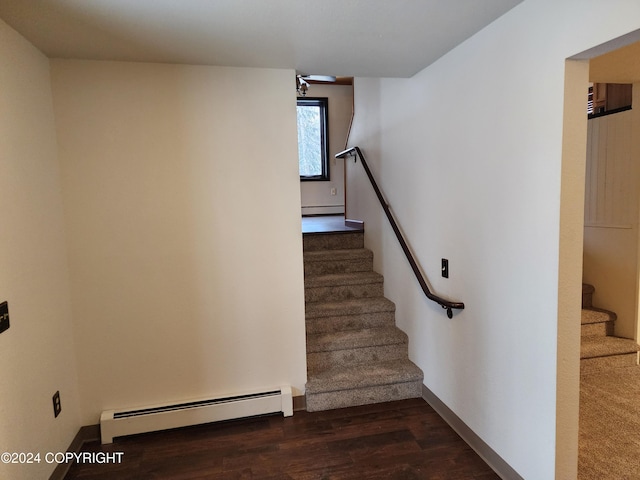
[297,97,330,181]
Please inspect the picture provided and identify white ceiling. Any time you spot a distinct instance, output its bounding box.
[0,0,523,78]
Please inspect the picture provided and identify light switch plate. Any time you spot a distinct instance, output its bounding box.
[0,301,9,334]
[441,259,449,278]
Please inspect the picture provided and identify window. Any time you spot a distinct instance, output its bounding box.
[297,97,329,181]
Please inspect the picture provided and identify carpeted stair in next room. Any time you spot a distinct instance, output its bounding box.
[579,284,640,479]
[581,283,640,374]
[303,228,423,412]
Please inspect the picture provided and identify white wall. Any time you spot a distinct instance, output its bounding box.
[346,1,640,479]
[300,84,353,215]
[0,20,81,480]
[50,60,307,424]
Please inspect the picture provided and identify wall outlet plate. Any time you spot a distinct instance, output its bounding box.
[0,302,9,334]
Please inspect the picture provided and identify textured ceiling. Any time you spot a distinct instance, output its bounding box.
[0,0,523,77]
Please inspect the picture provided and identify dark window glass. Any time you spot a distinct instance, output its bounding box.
[297,98,329,181]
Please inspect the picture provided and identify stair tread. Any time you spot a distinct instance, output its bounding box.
[307,326,407,352]
[581,336,640,359]
[306,359,423,394]
[581,308,616,325]
[304,248,373,261]
[305,271,383,288]
[305,297,395,319]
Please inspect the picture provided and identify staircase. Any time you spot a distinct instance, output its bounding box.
[581,283,640,374]
[303,228,423,412]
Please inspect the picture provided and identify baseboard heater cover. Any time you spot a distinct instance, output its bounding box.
[100,386,293,444]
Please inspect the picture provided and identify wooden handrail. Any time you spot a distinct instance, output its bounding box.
[336,146,465,318]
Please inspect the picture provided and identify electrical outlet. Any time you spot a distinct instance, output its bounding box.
[52,391,61,418]
[0,301,9,334]
[441,259,449,278]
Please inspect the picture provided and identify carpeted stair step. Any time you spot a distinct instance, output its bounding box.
[581,336,640,374]
[307,326,409,374]
[304,248,374,276]
[307,326,407,353]
[302,228,421,412]
[304,272,384,303]
[305,297,396,334]
[581,336,639,359]
[581,308,615,337]
[303,231,364,252]
[305,359,423,412]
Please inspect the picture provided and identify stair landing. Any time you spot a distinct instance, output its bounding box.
[302,215,362,234]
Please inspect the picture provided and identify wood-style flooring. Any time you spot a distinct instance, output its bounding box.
[64,398,499,479]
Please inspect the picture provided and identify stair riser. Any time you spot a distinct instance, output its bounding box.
[307,345,408,375]
[305,283,384,303]
[305,258,373,276]
[306,381,422,412]
[581,353,638,375]
[582,284,595,308]
[581,322,613,337]
[306,312,396,334]
[582,292,593,309]
[303,233,364,252]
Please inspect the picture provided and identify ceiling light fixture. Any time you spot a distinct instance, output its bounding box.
[296,75,309,96]
[296,74,337,96]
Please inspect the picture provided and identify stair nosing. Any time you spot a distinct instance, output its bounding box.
[305,297,395,318]
[304,271,384,288]
[306,359,423,394]
[306,326,407,352]
[304,248,373,260]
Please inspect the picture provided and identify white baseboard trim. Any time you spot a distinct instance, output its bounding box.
[421,384,524,480]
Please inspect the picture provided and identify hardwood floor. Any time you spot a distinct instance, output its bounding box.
[64,398,499,479]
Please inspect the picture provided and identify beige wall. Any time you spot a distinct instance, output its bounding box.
[583,36,640,343]
[347,1,640,478]
[635,84,640,343]
[0,20,81,479]
[583,108,639,339]
[591,41,640,83]
[51,60,307,424]
[557,58,589,480]
[300,84,353,215]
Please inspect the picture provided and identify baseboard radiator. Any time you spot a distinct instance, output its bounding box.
[100,386,293,444]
